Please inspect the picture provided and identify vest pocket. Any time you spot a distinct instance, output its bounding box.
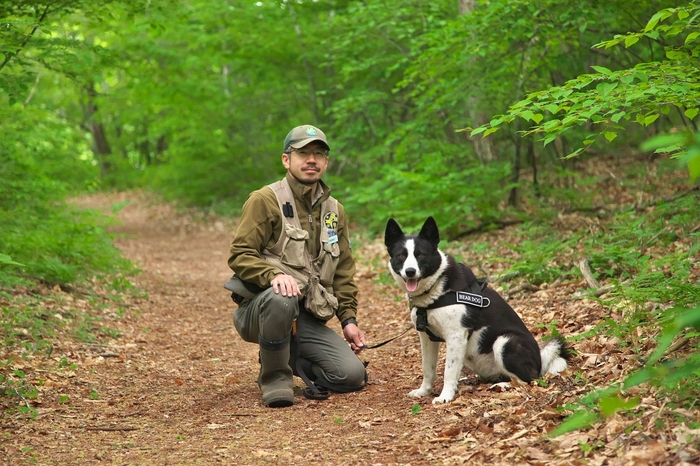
[280,224,308,269]
[305,277,337,321]
[318,242,340,286]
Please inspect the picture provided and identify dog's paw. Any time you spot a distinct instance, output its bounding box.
[408,388,431,398]
[432,395,454,404]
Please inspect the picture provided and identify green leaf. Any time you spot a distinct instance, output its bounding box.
[591,65,612,75]
[644,9,673,32]
[644,114,660,126]
[483,127,500,137]
[634,71,649,82]
[0,254,24,266]
[470,126,488,137]
[640,133,686,152]
[685,32,700,45]
[684,108,699,120]
[687,152,700,181]
[519,110,534,122]
[624,35,640,48]
[531,114,544,124]
[597,82,618,96]
[549,410,599,437]
[599,396,640,417]
[604,131,617,142]
[611,111,626,123]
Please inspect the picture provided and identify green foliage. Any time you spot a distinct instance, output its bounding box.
[469,1,700,180]
[0,364,39,419]
[551,306,700,437]
[509,193,700,437]
[341,157,514,236]
[0,104,131,287]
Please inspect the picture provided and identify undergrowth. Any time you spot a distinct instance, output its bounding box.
[491,192,700,435]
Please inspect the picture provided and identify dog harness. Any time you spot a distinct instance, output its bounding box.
[414,277,490,343]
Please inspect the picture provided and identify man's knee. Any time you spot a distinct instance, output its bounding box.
[343,360,368,390]
[316,358,367,392]
[259,291,299,340]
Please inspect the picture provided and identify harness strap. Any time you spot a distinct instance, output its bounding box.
[414,277,489,343]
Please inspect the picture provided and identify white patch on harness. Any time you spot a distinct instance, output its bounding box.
[455,291,490,308]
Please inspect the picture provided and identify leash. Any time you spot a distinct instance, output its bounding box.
[360,326,413,350]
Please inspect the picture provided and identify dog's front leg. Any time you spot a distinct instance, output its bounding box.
[408,332,440,398]
[433,335,468,404]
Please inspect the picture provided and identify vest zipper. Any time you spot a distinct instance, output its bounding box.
[308,214,313,232]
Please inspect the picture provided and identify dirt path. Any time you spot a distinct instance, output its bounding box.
[1,192,691,465]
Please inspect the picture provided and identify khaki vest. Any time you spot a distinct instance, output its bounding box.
[261,178,341,321]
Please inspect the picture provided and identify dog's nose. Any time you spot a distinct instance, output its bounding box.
[405,268,416,278]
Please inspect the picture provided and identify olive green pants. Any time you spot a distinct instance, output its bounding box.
[233,287,366,391]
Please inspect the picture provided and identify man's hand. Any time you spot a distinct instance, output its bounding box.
[343,323,366,354]
[270,274,300,297]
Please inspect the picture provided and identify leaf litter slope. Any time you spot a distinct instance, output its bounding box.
[1,185,696,465]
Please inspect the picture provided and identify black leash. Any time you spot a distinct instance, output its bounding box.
[359,326,413,350]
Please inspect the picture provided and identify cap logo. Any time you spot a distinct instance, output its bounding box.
[306,127,317,136]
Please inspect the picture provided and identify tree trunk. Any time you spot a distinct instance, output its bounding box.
[84,85,112,178]
[459,0,496,163]
[289,6,319,124]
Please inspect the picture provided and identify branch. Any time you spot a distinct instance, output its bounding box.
[0,4,52,73]
[454,218,523,239]
[83,426,138,432]
[578,258,600,289]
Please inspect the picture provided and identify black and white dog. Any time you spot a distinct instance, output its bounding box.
[385,216,570,404]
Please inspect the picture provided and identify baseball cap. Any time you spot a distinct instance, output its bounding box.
[283,125,330,152]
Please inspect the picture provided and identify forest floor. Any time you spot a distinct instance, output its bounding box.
[1,171,698,465]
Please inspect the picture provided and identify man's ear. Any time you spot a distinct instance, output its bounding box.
[282,152,291,169]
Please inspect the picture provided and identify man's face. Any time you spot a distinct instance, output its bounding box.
[282,142,330,185]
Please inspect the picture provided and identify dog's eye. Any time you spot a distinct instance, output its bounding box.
[417,253,425,259]
[398,254,406,260]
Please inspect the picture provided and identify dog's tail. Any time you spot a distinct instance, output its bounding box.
[539,336,572,377]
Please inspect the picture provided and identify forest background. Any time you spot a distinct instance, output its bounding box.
[1,0,699,446]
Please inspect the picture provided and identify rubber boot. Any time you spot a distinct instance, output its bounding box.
[258,335,294,408]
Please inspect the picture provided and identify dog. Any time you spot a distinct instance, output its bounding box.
[385,216,570,404]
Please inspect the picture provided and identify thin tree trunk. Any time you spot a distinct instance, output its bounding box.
[289,6,319,124]
[85,84,112,178]
[459,0,496,163]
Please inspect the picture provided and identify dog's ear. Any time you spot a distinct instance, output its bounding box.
[384,218,404,249]
[418,216,440,249]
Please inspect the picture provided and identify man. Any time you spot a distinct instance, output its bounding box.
[226,124,367,408]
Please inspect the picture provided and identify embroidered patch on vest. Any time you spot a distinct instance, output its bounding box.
[324,211,338,230]
[455,291,490,308]
[325,212,339,244]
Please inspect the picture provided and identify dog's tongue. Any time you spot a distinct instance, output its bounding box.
[406,278,419,292]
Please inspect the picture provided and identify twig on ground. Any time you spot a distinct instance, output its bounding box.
[578,259,600,289]
[505,282,541,297]
[83,426,138,431]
